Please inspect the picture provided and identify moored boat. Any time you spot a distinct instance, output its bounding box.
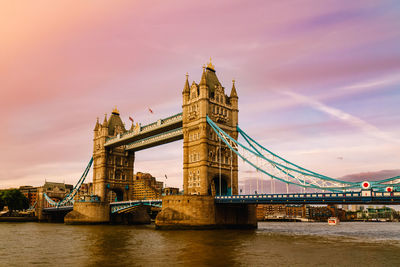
[328,217,339,225]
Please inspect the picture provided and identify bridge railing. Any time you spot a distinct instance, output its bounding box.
[214,191,400,205]
[216,191,400,199]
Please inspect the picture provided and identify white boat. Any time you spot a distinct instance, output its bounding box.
[328,217,339,225]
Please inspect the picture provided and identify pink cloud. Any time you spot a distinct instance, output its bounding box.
[1,1,399,189]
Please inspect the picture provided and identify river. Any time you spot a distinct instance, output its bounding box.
[0,222,399,266]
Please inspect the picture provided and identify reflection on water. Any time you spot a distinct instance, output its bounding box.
[0,222,399,266]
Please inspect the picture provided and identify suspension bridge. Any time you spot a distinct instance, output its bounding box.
[37,61,400,228]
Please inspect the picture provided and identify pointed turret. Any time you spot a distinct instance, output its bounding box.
[182,73,190,105]
[230,80,238,98]
[94,117,100,131]
[183,73,190,94]
[199,65,208,99]
[102,113,108,127]
[230,79,239,126]
[107,106,126,135]
[199,65,207,87]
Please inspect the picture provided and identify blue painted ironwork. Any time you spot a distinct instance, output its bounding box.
[215,191,400,205]
[27,199,37,211]
[110,199,162,214]
[43,157,93,208]
[207,116,400,192]
[237,126,400,190]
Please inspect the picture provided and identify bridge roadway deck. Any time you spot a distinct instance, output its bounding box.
[104,113,183,149]
[215,191,400,205]
[42,191,400,213]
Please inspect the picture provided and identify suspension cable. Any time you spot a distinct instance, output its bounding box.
[230,148,233,195]
[219,136,222,196]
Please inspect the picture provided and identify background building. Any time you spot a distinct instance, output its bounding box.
[163,187,180,196]
[256,204,286,220]
[75,183,93,201]
[132,172,163,200]
[19,186,38,207]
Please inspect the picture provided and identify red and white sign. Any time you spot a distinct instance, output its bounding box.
[361,181,370,189]
[386,187,393,192]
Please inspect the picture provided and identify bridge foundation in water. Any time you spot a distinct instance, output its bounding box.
[110,206,151,224]
[155,195,257,229]
[64,202,110,224]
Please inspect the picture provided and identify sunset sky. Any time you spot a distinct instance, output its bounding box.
[1,0,399,189]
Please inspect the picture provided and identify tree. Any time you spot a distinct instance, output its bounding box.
[0,191,4,211]
[1,189,29,213]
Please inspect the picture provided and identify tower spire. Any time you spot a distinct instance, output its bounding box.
[112,106,120,115]
[102,113,108,126]
[206,57,215,71]
[230,79,238,98]
[183,72,190,93]
[199,65,207,86]
[94,117,100,131]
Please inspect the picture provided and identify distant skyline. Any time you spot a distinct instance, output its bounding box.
[1,1,399,189]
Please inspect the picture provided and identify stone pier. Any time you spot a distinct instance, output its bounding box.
[64,202,110,224]
[155,195,257,229]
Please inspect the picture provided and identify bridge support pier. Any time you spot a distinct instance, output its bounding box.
[215,203,257,229]
[155,195,257,229]
[110,206,151,224]
[64,202,110,224]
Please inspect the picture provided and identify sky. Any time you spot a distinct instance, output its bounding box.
[0,0,399,190]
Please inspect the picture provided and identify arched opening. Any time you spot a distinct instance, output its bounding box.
[107,189,124,202]
[209,175,229,196]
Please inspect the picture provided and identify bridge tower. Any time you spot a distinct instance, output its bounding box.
[182,60,239,196]
[92,108,135,202]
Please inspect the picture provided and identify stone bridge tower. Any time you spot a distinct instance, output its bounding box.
[182,61,239,196]
[92,108,135,202]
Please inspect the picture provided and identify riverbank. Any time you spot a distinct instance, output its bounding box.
[0,216,38,222]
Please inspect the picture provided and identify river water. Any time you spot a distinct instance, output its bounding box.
[1,222,399,266]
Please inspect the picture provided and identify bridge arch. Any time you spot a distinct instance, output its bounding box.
[209,174,230,196]
[106,188,124,202]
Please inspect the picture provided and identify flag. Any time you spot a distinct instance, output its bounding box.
[165,174,168,179]
[129,116,134,122]
[148,108,153,114]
